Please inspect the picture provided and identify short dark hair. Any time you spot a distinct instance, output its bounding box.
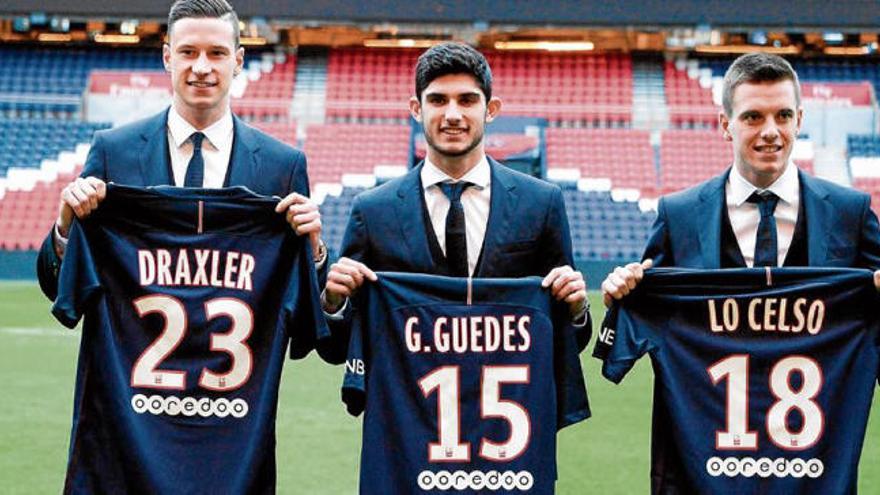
[415,42,493,101]
[167,0,240,47]
[721,52,801,116]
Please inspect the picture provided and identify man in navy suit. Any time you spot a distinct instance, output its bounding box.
[602,52,880,302]
[321,43,589,360]
[37,0,325,301]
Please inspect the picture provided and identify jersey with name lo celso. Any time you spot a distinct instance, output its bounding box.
[595,268,880,495]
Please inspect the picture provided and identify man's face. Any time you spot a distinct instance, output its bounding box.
[163,17,243,125]
[720,79,803,188]
[410,73,500,162]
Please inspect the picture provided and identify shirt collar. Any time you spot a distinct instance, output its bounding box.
[728,162,799,207]
[421,155,491,190]
[167,106,233,150]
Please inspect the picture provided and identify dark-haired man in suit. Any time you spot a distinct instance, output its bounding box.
[602,52,880,303]
[322,42,590,360]
[37,0,325,300]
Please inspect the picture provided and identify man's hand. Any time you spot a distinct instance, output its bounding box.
[56,177,107,237]
[323,257,377,312]
[601,259,653,307]
[275,192,323,260]
[542,265,588,318]
[874,270,880,290]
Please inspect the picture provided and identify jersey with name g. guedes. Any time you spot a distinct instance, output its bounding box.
[343,272,590,494]
[53,184,325,494]
[594,267,880,495]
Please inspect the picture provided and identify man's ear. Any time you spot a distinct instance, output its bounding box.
[485,96,502,123]
[409,96,422,122]
[719,111,732,141]
[163,44,172,72]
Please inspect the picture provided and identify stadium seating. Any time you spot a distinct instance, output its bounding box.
[249,120,298,147]
[325,48,420,121]
[0,46,161,116]
[0,45,871,265]
[317,183,656,263]
[231,53,297,121]
[304,123,410,184]
[0,119,110,177]
[664,60,717,128]
[659,129,731,191]
[486,51,632,125]
[847,134,880,215]
[562,187,655,261]
[319,186,364,254]
[324,48,633,125]
[849,134,880,158]
[659,129,815,194]
[545,128,656,190]
[0,168,80,250]
[703,57,880,97]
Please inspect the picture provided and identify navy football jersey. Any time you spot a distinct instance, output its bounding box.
[594,268,880,495]
[52,184,326,494]
[343,272,590,494]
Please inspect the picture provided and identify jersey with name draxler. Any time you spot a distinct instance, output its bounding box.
[343,272,590,494]
[52,184,325,495]
[594,267,880,495]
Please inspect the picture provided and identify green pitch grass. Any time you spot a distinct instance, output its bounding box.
[0,282,877,494]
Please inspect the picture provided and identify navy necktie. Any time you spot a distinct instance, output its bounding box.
[747,191,780,267]
[439,181,473,277]
[183,132,206,187]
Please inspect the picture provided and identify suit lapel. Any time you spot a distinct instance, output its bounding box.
[396,164,435,272]
[475,158,516,277]
[800,171,831,266]
[697,171,728,269]
[224,114,259,188]
[138,109,173,186]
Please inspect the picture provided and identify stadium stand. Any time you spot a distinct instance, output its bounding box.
[664,59,717,129]
[0,44,871,267]
[659,129,732,192]
[848,134,880,215]
[545,128,656,190]
[250,120,298,147]
[231,52,297,121]
[0,169,80,250]
[318,186,364,255]
[324,48,420,121]
[324,48,633,125]
[0,46,160,117]
[486,51,632,125]
[562,188,655,261]
[304,123,410,184]
[660,129,816,194]
[701,57,880,97]
[0,119,110,178]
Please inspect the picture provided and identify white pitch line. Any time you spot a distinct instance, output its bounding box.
[0,326,78,337]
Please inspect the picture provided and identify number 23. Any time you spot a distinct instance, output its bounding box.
[131,294,254,392]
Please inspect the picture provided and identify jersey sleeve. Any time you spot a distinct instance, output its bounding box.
[552,300,591,428]
[341,288,369,416]
[51,220,103,329]
[283,235,329,360]
[597,301,659,384]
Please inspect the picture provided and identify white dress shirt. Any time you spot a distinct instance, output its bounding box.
[167,106,234,188]
[726,163,800,267]
[58,106,326,266]
[421,156,492,276]
[324,155,586,323]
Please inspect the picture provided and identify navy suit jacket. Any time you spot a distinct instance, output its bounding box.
[320,157,590,363]
[37,108,313,301]
[644,168,880,270]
